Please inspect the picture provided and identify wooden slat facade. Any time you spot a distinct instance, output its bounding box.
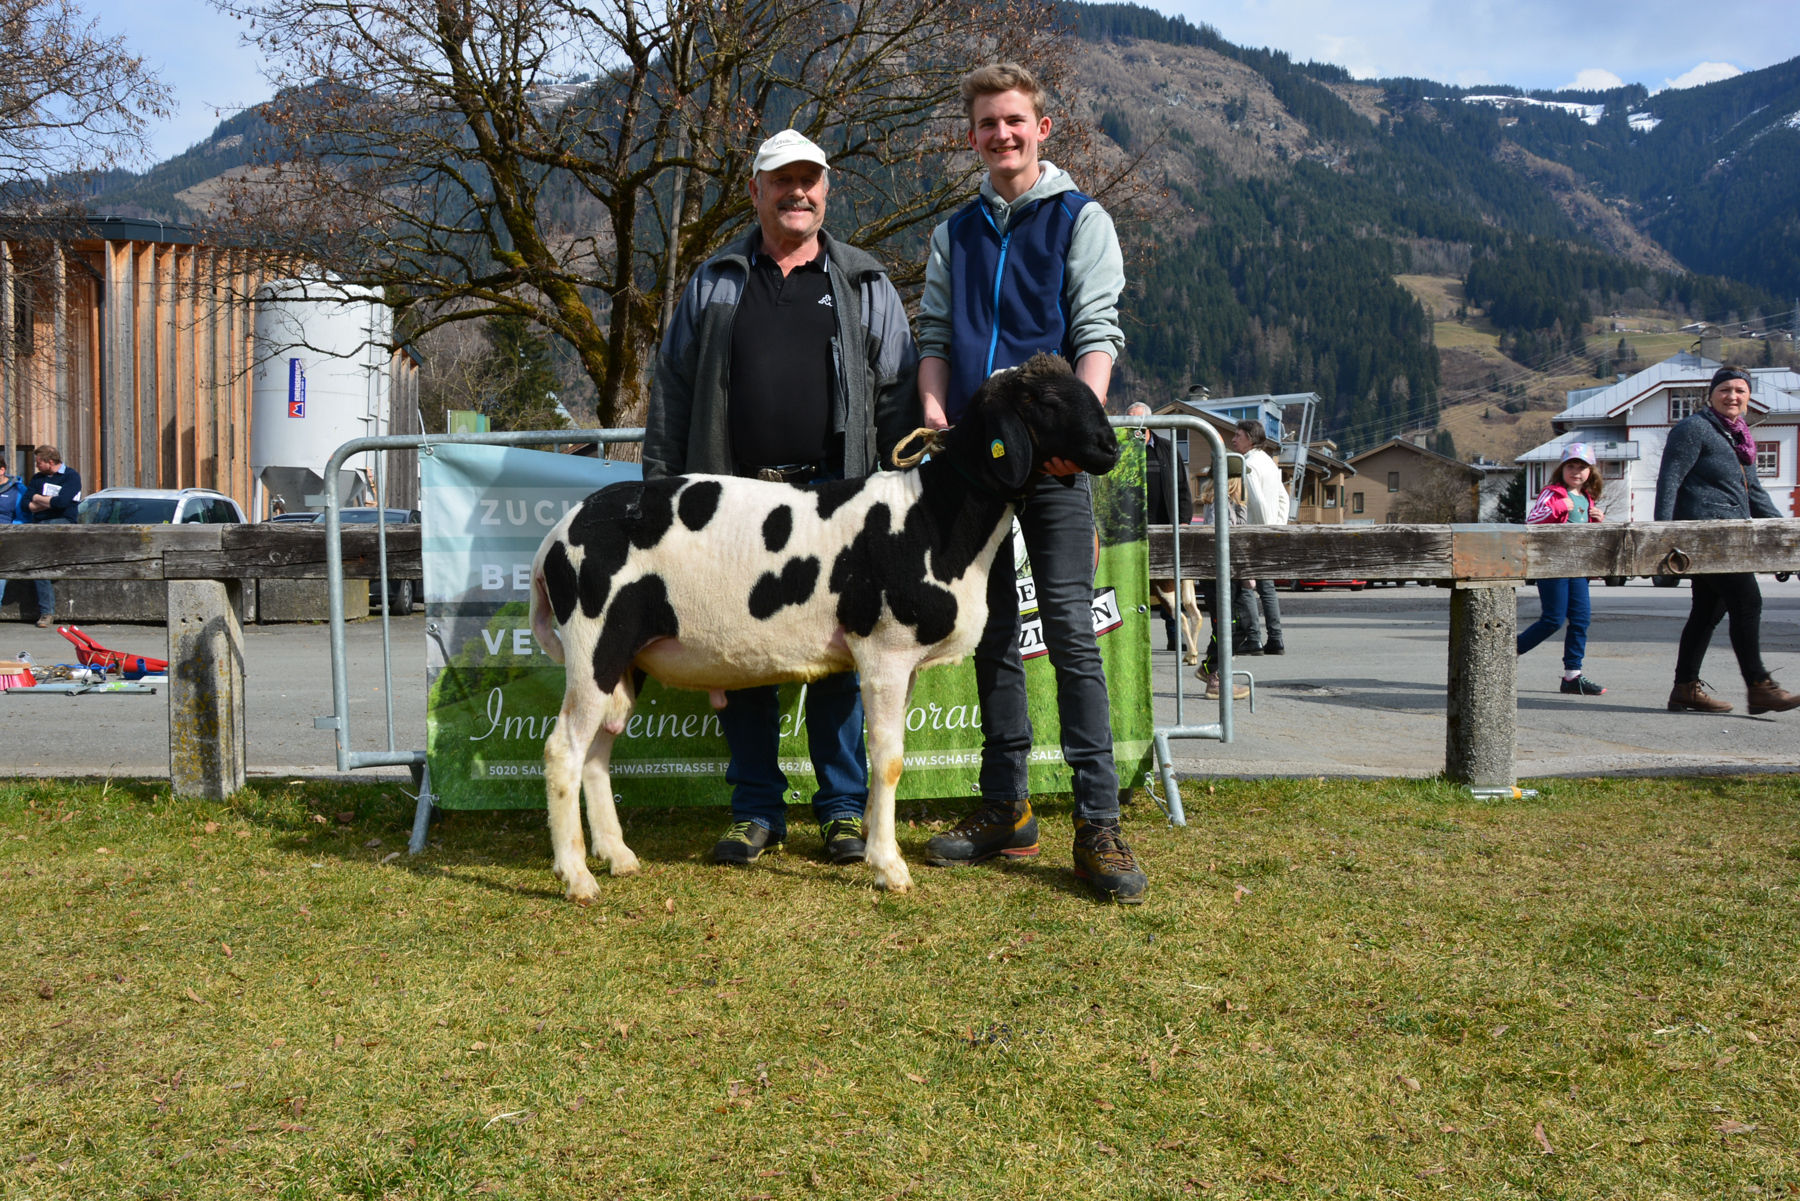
[1,223,422,517]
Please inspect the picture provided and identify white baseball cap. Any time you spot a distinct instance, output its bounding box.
[753,129,829,174]
[1561,442,1597,467]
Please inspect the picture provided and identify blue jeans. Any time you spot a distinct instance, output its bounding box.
[1517,576,1590,670]
[975,474,1119,820]
[718,673,868,837]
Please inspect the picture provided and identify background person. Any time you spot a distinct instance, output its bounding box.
[1233,419,1288,655]
[22,447,80,628]
[1194,476,1250,700]
[916,62,1145,903]
[644,128,921,866]
[1517,443,1606,695]
[1654,366,1799,715]
[0,456,26,617]
[1129,402,1196,654]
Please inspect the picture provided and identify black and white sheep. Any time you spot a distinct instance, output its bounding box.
[528,354,1121,900]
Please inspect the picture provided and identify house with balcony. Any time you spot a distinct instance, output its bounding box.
[1516,351,1800,520]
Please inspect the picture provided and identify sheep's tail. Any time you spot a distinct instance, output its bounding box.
[529,556,566,665]
[890,427,947,469]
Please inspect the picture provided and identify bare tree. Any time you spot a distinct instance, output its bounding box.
[0,0,170,185]
[208,0,1125,428]
[1396,461,1478,523]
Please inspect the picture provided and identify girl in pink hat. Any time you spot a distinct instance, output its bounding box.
[1518,443,1606,695]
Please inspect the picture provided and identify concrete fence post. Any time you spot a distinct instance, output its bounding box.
[1445,581,1517,786]
[167,579,247,798]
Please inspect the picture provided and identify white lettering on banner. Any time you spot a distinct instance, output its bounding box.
[480,563,536,591]
[477,497,583,528]
[904,701,982,733]
[478,627,537,655]
[1016,576,1038,613]
[469,688,560,742]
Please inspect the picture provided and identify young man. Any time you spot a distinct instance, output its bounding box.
[644,129,920,868]
[916,63,1146,903]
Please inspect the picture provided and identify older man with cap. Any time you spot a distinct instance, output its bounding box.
[644,128,921,868]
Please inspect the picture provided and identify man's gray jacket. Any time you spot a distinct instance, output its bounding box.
[644,230,920,481]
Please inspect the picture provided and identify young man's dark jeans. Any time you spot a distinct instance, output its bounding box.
[974,474,1119,820]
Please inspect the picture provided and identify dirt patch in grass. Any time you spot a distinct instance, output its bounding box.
[2,775,1796,1198]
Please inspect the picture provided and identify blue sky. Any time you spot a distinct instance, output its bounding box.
[91,0,1800,165]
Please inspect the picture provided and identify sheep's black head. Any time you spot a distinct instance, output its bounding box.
[957,353,1120,494]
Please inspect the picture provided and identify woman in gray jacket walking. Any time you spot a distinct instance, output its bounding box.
[1654,366,1800,714]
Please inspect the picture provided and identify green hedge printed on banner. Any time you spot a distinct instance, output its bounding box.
[424,437,1153,810]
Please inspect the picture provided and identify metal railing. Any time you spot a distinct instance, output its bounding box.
[317,428,644,851]
[1110,414,1239,827]
[313,419,1233,850]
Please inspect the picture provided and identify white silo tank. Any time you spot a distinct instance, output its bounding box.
[251,278,393,515]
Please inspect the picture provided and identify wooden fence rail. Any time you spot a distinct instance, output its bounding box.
[3,520,1797,797]
[1150,518,1800,788]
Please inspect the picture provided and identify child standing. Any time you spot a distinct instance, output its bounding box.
[1518,442,1606,695]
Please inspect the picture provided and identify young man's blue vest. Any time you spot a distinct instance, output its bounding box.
[944,189,1094,421]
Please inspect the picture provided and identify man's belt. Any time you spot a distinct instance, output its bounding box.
[753,463,819,484]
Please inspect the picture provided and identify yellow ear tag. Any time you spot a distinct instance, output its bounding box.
[990,439,1006,459]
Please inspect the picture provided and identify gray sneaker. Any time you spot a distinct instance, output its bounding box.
[712,820,780,865]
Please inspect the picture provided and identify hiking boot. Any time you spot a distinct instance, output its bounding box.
[712,820,781,865]
[1747,678,1800,715]
[35,614,52,628]
[924,800,1039,866]
[1261,639,1284,656]
[1559,675,1606,696]
[1201,671,1249,701]
[820,816,867,864]
[1233,636,1263,656]
[1072,817,1147,904]
[1668,680,1731,714]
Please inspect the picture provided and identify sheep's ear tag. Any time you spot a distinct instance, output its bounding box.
[990,438,1006,459]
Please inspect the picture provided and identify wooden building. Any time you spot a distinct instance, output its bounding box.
[0,217,419,516]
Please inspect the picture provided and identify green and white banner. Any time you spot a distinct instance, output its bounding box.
[423,438,1154,810]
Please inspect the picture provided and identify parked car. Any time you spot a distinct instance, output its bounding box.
[78,487,246,525]
[269,507,422,614]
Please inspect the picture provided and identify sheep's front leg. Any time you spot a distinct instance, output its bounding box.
[544,698,603,903]
[857,664,916,893]
[581,727,639,877]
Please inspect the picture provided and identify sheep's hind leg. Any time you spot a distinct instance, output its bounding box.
[545,698,604,902]
[582,723,639,876]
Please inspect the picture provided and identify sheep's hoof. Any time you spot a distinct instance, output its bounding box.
[1183,652,1199,666]
[608,852,641,877]
[564,871,601,903]
[872,864,914,894]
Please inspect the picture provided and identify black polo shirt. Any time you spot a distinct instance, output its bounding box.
[728,249,837,470]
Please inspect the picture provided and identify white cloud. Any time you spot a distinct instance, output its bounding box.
[1565,68,1625,92]
[1660,62,1744,92]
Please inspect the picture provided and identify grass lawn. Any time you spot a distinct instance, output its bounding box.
[3,775,1797,1199]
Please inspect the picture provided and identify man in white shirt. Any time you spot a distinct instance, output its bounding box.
[1232,420,1288,655]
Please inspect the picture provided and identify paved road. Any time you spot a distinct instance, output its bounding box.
[1153,577,1800,781]
[3,578,1798,782]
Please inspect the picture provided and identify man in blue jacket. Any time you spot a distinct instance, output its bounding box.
[0,455,27,618]
[916,63,1145,903]
[22,446,80,626]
